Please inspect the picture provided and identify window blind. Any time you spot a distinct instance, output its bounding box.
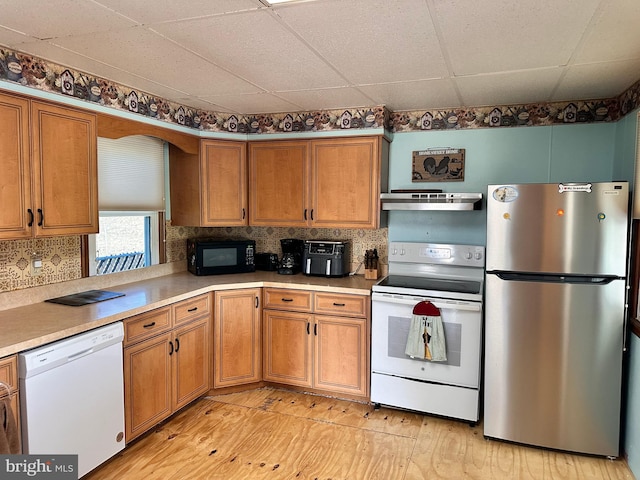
[97,135,165,211]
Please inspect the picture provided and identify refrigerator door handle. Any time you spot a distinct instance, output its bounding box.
[491,272,619,285]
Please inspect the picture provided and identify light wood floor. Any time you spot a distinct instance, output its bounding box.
[85,388,635,479]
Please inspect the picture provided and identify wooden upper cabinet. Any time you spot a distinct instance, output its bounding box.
[0,94,98,239]
[248,140,309,227]
[31,101,98,236]
[311,136,386,229]
[248,136,388,229]
[0,92,31,240]
[170,139,247,226]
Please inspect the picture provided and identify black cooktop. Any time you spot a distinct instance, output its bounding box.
[377,275,482,295]
[45,290,125,306]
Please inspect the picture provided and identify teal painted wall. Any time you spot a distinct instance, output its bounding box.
[387,122,620,245]
[389,116,640,474]
[628,336,640,477]
[617,110,640,479]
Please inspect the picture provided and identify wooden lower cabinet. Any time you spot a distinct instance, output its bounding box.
[0,355,21,453]
[314,315,367,396]
[123,294,211,442]
[262,309,313,387]
[172,317,210,410]
[213,289,262,388]
[123,332,173,441]
[262,288,369,399]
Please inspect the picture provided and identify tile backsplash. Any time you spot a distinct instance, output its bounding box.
[0,236,82,292]
[0,224,388,293]
[166,224,388,275]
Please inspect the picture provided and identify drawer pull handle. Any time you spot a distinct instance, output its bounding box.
[187,307,198,312]
[333,303,346,307]
[281,298,294,302]
[143,321,156,328]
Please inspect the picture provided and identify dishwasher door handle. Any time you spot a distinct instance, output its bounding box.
[67,347,94,361]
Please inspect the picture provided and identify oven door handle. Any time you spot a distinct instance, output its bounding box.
[371,293,482,312]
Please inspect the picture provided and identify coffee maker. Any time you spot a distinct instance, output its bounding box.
[278,238,304,275]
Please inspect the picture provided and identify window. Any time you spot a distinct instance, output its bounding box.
[86,135,166,276]
[88,212,161,275]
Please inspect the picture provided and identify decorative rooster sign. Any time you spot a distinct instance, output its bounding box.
[412,148,465,182]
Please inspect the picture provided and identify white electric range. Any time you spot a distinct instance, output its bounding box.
[370,242,485,423]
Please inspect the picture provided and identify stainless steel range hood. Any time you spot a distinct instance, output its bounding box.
[381,190,483,211]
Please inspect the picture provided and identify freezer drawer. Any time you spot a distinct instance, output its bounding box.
[483,274,625,456]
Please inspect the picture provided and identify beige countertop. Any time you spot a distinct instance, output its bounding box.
[0,269,377,358]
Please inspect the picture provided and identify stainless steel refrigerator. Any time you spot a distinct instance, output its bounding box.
[484,181,630,457]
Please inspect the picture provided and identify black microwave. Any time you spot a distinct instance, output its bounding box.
[187,238,256,275]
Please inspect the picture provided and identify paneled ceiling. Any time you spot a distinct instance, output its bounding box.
[0,0,639,115]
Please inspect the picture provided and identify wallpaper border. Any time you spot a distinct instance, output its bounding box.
[1,46,639,135]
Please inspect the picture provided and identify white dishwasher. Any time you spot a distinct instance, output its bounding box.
[19,322,125,478]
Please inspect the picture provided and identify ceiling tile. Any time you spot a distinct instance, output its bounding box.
[95,0,262,25]
[275,87,376,111]
[0,26,36,46]
[198,92,303,114]
[176,96,229,111]
[455,68,564,106]
[357,79,460,111]
[275,0,449,84]
[10,40,194,99]
[51,27,261,96]
[574,0,640,63]
[431,0,601,75]
[0,0,639,115]
[551,59,640,101]
[0,0,136,38]
[151,9,348,91]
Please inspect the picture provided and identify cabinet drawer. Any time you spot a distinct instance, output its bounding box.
[173,293,211,326]
[0,355,18,392]
[124,307,172,346]
[314,293,367,317]
[263,288,312,312]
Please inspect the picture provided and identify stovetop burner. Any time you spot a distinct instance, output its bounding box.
[373,242,486,302]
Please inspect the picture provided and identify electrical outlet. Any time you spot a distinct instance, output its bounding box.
[31,252,43,276]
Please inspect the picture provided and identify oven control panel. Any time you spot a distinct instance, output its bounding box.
[388,242,485,267]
